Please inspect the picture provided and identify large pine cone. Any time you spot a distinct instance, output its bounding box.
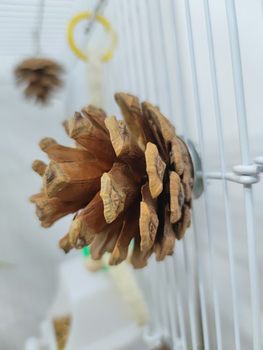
[31,93,194,268]
[15,58,63,104]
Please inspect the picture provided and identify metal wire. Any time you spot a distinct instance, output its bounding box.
[34,0,45,55]
[157,1,201,348]
[84,0,108,39]
[101,1,263,349]
[225,1,262,349]
[168,3,210,346]
[202,1,241,349]
[183,0,223,348]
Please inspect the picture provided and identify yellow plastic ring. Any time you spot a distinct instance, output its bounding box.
[67,11,117,62]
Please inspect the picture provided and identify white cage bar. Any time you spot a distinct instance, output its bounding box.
[104,0,263,349]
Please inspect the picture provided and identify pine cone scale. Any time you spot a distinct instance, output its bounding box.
[139,183,159,252]
[100,162,138,224]
[114,93,147,150]
[67,112,116,163]
[145,142,166,198]
[110,205,139,265]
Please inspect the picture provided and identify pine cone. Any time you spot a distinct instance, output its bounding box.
[15,58,63,104]
[31,93,194,268]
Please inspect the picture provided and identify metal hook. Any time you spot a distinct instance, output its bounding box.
[180,138,204,199]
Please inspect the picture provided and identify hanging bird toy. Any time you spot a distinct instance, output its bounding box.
[15,58,63,104]
[14,0,64,104]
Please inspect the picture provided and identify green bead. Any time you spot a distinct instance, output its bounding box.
[82,246,90,257]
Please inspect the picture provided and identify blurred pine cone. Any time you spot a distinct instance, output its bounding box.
[31,93,194,268]
[15,58,63,104]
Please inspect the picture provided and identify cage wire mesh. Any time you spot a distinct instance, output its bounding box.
[100,0,263,349]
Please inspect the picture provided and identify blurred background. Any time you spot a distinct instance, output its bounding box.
[0,0,263,349]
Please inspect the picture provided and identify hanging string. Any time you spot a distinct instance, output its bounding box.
[85,0,108,37]
[87,50,105,107]
[33,0,45,56]
[84,0,108,108]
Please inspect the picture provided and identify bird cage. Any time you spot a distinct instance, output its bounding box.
[1,0,262,349]
[100,1,263,349]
